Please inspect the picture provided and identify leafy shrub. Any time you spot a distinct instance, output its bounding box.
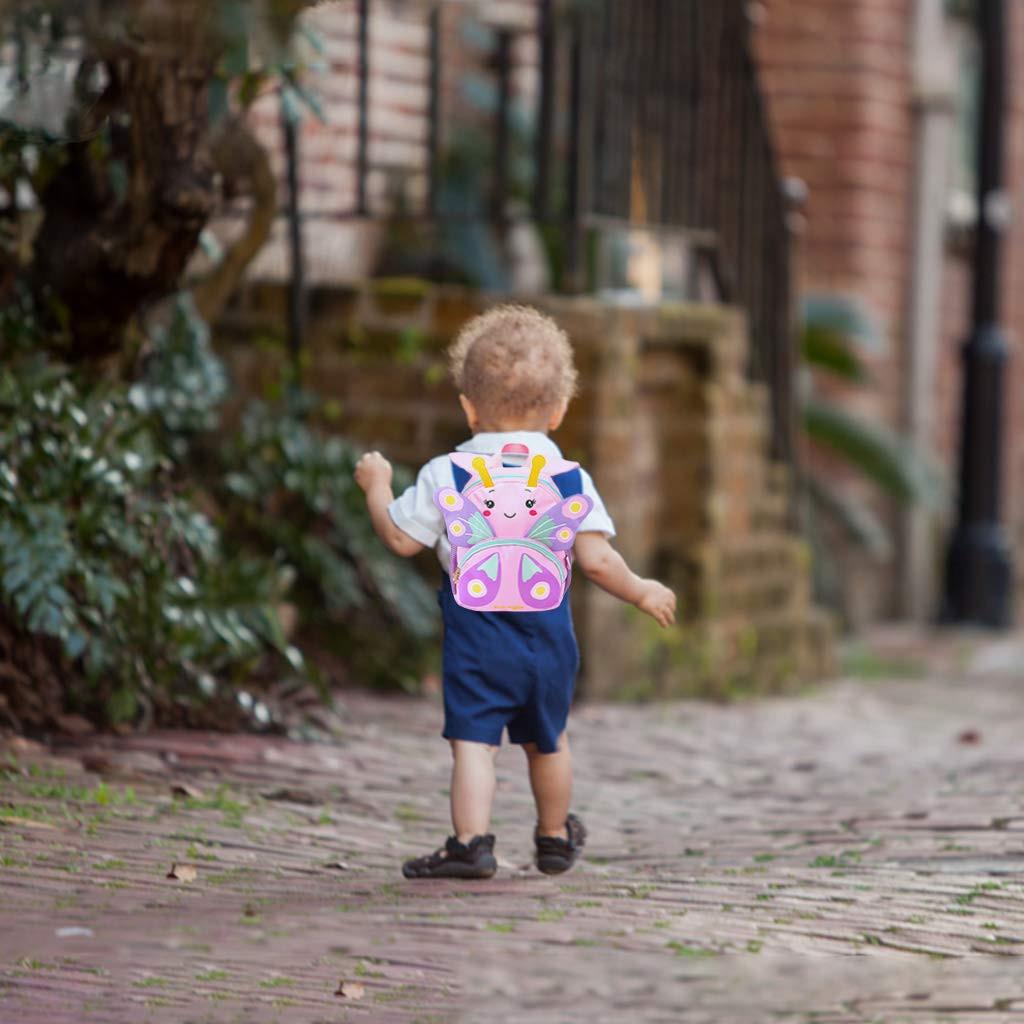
[0,294,438,729]
[0,346,292,727]
[130,297,230,447]
[0,303,307,720]
[218,398,438,690]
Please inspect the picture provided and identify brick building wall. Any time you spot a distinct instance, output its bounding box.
[754,0,914,621]
[241,0,540,284]
[756,0,1024,621]
[756,0,914,337]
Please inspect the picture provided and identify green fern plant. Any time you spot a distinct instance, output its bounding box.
[217,397,438,690]
[0,345,292,727]
[0,293,438,729]
[800,295,945,614]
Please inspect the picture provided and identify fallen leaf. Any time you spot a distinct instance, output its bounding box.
[80,753,112,774]
[170,782,204,800]
[261,786,320,805]
[7,736,45,755]
[0,816,57,830]
[958,729,981,745]
[335,981,365,1000]
[167,863,197,883]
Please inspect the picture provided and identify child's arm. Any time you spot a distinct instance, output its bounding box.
[574,531,676,628]
[354,452,425,558]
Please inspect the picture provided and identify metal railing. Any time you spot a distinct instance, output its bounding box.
[567,0,795,461]
[294,0,796,463]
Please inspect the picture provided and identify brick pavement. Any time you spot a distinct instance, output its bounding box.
[2,630,1024,1022]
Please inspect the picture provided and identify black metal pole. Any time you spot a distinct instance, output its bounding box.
[491,28,513,225]
[427,5,441,217]
[533,0,554,222]
[281,92,306,391]
[356,0,370,216]
[941,0,1013,626]
[565,11,585,291]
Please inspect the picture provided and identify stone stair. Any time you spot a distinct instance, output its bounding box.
[565,300,835,699]
[651,308,833,697]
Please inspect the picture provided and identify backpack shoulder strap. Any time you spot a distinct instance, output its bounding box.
[451,461,471,493]
[551,467,583,499]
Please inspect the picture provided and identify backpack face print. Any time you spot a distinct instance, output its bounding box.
[433,444,593,613]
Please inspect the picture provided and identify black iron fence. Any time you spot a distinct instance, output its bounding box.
[299,0,796,463]
[566,0,796,463]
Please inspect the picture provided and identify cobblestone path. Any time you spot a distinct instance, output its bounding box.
[2,631,1024,1022]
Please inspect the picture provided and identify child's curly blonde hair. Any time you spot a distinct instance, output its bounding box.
[448,305,578,423]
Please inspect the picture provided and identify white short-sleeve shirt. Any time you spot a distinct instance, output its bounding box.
[388,431,616,571]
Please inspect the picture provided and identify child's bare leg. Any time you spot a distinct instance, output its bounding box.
[523,732,572,839]
[449,740,498,842]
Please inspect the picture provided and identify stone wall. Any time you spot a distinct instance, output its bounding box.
[217,284,833,699]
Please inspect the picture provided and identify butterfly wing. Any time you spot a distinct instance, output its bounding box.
[456,551,503,608]
[517,552,562,610]
[526,493,593,552]
[434,487,494,548]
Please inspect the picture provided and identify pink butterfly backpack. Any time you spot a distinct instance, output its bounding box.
[434,443,594,612]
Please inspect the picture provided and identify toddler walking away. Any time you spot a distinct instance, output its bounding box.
[355,305,676,880]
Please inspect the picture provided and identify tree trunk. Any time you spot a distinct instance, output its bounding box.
[192,117,278,323]
[23,0,331,359]
[31,53,218,361]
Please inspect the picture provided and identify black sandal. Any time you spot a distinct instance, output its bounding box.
[534,813,586,875]
[402,834,497,879]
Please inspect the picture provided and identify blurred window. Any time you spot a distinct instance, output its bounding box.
[945,0,980,232]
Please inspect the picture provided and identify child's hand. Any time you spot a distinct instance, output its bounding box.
[636,580,677,628]
[354,451,393,494]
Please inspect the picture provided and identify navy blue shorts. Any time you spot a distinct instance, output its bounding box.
[438,576,579,754]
